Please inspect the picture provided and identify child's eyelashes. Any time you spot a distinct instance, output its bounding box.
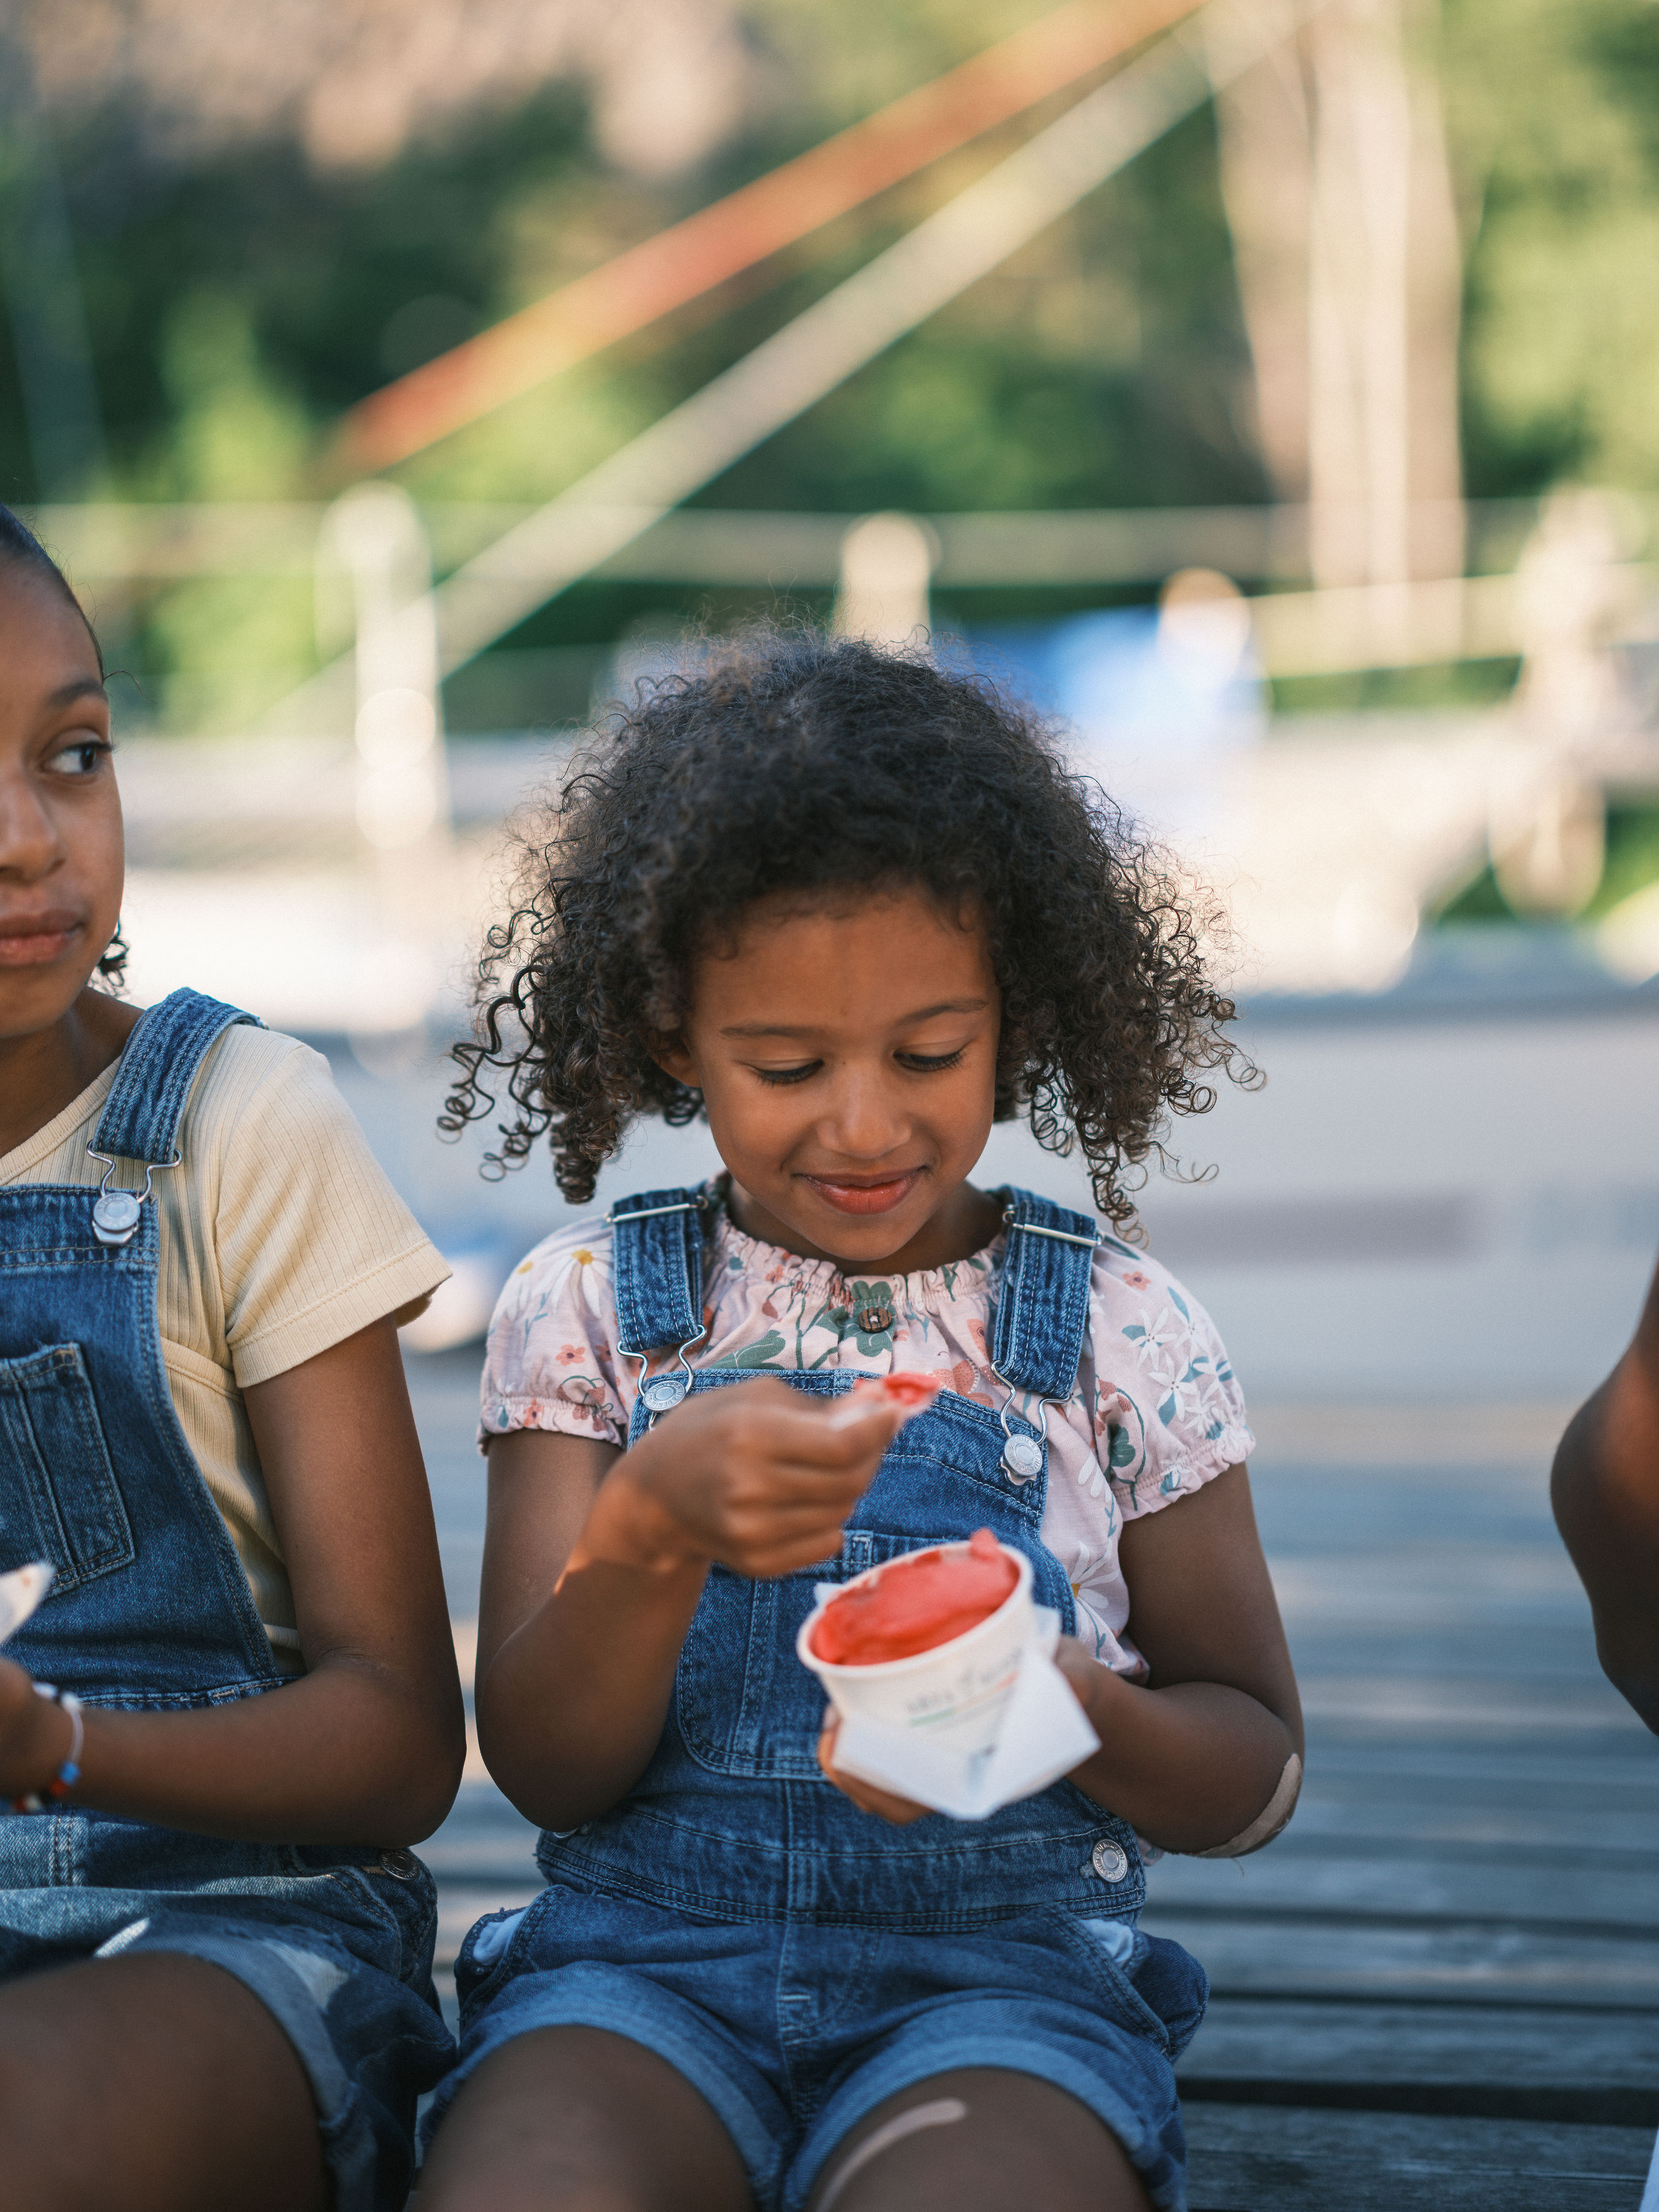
[898,1049,967,1073]
[45,736,112,779]
[750,1048,967,1087]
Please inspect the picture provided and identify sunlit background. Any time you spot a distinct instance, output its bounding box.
[5,0,1658,1392]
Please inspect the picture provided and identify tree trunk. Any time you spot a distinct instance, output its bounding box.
[1213,0,1464,586]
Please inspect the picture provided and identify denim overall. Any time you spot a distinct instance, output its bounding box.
[0,989,453,2212]
[439,1184,1207,2211]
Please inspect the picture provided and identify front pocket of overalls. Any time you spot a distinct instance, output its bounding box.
[676,1531,963,1779]
[0,1344,136,1591]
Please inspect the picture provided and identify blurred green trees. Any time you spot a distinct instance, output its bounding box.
[3,0,1658,705]
[1448,0,1659,493]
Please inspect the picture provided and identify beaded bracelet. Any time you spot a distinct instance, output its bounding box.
[9,1684,84,1814]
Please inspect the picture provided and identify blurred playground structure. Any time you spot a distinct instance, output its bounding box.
[15,0,1653,1014]
[66,479,1659,1019]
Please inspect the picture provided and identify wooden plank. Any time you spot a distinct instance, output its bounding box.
[1138,1907,1659,2007]
[1265,1790,1659,1854]
[1293,1738,1659,1792]
[1182,2104,1653,2211]
[1179,1996,1659,2102]
[1273,1566,1600,1630]
[1180,2076,1658,2128]
[1147,1845,1659,1928]
[1292,1645,1628,1698]
[1294,1681,1644,1733]
[1306,1732,1659,1773]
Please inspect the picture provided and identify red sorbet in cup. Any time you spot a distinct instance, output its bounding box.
[810,1528,1018,1665]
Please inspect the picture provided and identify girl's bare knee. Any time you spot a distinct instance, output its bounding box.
[808,2069,1152,2212]
[420,2029,750,2212]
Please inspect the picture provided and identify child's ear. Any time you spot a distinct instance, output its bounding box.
[649,1032,700,1089]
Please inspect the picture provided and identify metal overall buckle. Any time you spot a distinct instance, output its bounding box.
[85,1147,181,1247]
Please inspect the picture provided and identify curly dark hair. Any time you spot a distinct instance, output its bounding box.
[442,632,1255,1233]
[1,503,126,990]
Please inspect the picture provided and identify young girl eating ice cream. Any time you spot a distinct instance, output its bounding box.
[422,636,1303,2212]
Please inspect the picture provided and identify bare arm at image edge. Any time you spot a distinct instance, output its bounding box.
[1552,1252,1659,1732]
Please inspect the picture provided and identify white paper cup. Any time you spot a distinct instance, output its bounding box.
[798,1540,1035,1758]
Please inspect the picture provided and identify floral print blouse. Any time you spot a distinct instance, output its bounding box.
[480,1197,1254,1679]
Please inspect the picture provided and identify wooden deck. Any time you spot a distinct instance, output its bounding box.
[1147,1405,1658,2210]
[410,1360,1659,2209]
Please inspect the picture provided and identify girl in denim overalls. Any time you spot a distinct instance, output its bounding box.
[0,510,463,2209]
[424,637,1303,2212]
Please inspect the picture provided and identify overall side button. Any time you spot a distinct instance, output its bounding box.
[1091,1839,1129,1885]
[1002,1433,1043,1483]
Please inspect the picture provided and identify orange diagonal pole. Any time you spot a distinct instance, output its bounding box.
[332,0,1206,475]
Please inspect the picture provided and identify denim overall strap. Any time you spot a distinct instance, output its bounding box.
[608,1188,708,1356]
[0,992,283,1702]
[94,989,262,1165]
[608,1188,712,1422]
[989,1186,1098,1403]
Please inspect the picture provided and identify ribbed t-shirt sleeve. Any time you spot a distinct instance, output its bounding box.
[479,1220,631,1451]
[207,1034,450,1387]
[1083,1243,1255,1517]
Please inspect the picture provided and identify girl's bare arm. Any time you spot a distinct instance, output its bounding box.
[475,1381,899,1832]
[1056,1462,1303,1851]
[1552,1253,1659,1731]
[0,1317,466,1843]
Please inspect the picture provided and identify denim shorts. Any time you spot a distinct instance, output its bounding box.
[426,1885,1207,2211]
[0,1811,455,2212]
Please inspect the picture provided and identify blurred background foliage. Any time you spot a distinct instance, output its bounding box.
[3,0,1658,694]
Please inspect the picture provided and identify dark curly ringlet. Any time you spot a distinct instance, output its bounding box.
[442,631,1255,1233]
[0,502,125,989]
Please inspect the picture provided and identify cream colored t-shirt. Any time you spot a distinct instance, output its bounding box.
[1,1022,449,1666]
